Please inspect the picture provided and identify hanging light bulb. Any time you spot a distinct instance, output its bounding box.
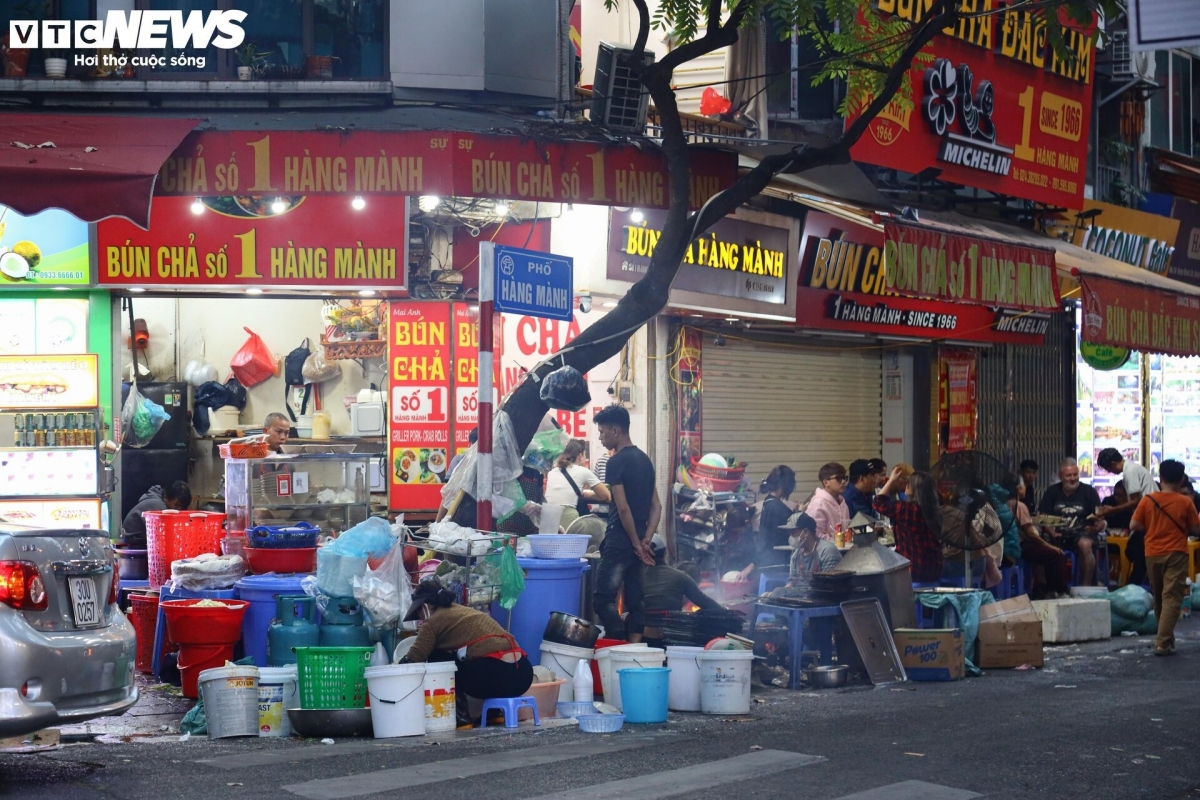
[190,198,204,215]
[494,201,509,217]
[418,195,441,212]
[351,196,366,211]
[630,209,644,223]
[270,198,287,214]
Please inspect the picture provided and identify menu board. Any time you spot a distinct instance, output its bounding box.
[0,449,98,497]
[1077,327,1142,498]
[387,302,451,511]
[0,354,99,410]
[0,498,101,529]
[1159,356,1200,478]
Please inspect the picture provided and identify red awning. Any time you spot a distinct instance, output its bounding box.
[0,114,199,228]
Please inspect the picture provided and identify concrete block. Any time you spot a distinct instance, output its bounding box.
[1031,598,1111,643]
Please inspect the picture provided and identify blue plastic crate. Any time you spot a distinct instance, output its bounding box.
[247,522,320,549]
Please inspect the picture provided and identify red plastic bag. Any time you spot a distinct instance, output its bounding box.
[700,87,732,117]
[229,327,277,388]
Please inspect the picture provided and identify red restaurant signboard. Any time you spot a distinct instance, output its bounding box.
[849,2,1095,210]
[797,212,1047,344]
[881,221,1059,313]
[96,196,409,289]
[155,130,738,210]
[388,302,453,511]
[1081,274,1200,358]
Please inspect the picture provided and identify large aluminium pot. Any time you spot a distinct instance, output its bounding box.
[542,611,601,649]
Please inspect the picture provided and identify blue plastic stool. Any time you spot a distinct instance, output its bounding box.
[152,584,238,680]
[479,696,539,728]
[758,566,789,597]
[749,602,841,689]
[118,579,150,608]
[993,566,1025,600]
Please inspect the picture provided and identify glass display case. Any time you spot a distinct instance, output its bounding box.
[224,454,372,535]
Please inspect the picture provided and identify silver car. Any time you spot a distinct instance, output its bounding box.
[0,527,138,737]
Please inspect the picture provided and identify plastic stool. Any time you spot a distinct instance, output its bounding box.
[479,696,539,728]
[152,584,238,680]
[758,566,789,597]
[994,566,1025,600]
[749,602,841,689]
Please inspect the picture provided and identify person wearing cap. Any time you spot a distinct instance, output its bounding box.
[399,579,533,725]
[642,534,723,648]
[785,512,842,577]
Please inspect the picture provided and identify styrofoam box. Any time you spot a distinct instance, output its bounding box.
[1031,598,1111,643]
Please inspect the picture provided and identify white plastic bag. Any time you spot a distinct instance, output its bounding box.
[169,553,246,591]
[439,410,525,506]
[351,539,414,627]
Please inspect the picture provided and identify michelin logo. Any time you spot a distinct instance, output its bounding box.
[9,10,246,50]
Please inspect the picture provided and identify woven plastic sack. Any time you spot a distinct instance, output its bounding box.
[1109,584,1152,620]
[498,544,525,611]
[230,327,277,388]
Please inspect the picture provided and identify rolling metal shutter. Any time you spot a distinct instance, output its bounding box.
[701,334,882,491]
[975,311,1075,484]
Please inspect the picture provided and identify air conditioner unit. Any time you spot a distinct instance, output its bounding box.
[591,42,655,132]
[1111,30,1156,83]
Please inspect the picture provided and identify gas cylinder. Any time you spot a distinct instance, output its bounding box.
[267,595,319,666]
[319,596,371,647]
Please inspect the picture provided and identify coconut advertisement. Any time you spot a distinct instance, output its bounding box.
[0,204,90,286]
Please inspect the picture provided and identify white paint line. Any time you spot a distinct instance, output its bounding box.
[523,749,825,799]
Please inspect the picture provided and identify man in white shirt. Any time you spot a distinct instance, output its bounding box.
[1095,448,1157,522]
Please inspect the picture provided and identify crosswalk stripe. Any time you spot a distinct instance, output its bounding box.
[281,737,665,800]
[830,780,983,800]
[522,749,824,799]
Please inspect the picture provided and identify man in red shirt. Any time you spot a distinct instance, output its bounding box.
[1130,459,1200,656]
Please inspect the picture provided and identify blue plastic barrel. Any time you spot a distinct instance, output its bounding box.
[618,667,670,723]
[491,557,589,666]
[234,574,309,667]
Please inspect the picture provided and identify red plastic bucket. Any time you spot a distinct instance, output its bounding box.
[128,594,160,674]
[591,638,627,698]
[161,599,249,645]
[178,643,234,699]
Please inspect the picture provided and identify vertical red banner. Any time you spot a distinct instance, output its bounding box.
[941,350,978,453]
[388,302,452,511]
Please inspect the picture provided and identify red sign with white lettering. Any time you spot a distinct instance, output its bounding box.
[388,302,452,511]
[156,130,737,210]
[849,2,1095,209]
[797,212,1046,345]
[96,195,408,289]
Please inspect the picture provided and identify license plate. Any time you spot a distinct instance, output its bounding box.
[68,576,99,627]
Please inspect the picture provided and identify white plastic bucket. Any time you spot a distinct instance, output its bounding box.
[606,646,665,712]
[597,644,649,702]
[422,662,458,733]
[539,640,596,703]
[695,650,756,715]
[257,665,299,737]
[199,665,260,739]
[665,646,705,712]
[365,663,427,738]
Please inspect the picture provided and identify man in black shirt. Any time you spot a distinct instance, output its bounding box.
[1020,459,1040,514]
[1039,458,1107,585]
[593,405,661,642]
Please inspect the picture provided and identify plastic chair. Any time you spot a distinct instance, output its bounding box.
[758,566,789,597]
[479,696,540,728]
[992,566,1025,600]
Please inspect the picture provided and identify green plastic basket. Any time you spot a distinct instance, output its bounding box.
[294,646,373,709]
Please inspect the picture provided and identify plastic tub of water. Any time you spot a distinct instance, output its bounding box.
[695,650,756,715]
[199,665,261,739]
[618,667,670,723]
[539,640,595,703]
[364,663,427,738]
[422,662,457,733]
[522,679,566,720]
[257,665,299,737]
[606,646,664,712]
[665,645,705,712]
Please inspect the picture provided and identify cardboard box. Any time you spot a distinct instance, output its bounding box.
[977,620,1044,668]
[978,595,1044,668]
[892,628,964,681]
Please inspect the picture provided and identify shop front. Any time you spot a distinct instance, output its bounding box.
[1047,199,1189,492]
[0,203,113,531]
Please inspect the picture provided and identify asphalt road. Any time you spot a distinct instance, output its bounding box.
[3,618,1200,800]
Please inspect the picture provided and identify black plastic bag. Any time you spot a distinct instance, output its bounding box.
[193,377,250,435]
[539,365,590,412]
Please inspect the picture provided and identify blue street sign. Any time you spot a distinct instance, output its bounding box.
[492,244,574,321]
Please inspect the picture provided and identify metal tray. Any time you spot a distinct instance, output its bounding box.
[839,598,907,686]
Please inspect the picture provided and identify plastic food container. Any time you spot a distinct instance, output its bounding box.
[243,546,318,574]
[576,713,625,733]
